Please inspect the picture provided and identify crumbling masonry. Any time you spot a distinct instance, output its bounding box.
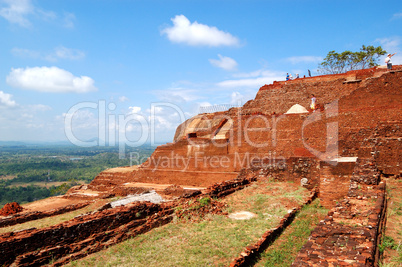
[0,66,400,266]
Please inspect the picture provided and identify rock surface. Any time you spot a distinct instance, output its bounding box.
[0,202,23,216]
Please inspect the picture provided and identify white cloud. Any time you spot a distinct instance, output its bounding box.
[285,56,323,64]
[36,8,56,21]
[128,106,141,114]
[30,104,51,111]
[120,104,187,137]
[67,109,96,126]
[230,92,244,105]
[153,87,201,104]
[148,106,184,130]
[198,102,212,107]
[218,77,271,88]
[233,70,265,78]
[6,66,97,93]
[218,69,285,89]
[12,46,85,62]
[63,12,75,28]
[62,108,100,144]
[209,54,238,71]
[161,15,240,47]
[0,90,16,107]
[0,0,75,29]
[119,96,129,102]
[376,37,400,51]
[376,37,402,65]
[0,0,33,27]
[392,12,402,20]
[0,98,62,141]
[51,46,85,61]
[11,47,40,58]
[26,122,45,129]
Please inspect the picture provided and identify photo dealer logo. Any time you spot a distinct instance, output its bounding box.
[64,100,339,168]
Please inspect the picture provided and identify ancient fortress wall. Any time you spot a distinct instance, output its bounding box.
[89,67,401,197]
[2,67,400,267]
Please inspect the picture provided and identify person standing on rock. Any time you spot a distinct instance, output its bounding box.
[385,53,397,70]
[310,94,316,111]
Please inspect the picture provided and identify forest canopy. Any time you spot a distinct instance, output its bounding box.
[0,145,154,206]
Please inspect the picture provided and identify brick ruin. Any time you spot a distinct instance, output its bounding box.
[0,66,401,266]
[291,160,387,266]
[87,67,400,191]
[86,66,400,265]
[0,176,258,266]
[0,202,91,228]
[0,202,24,216]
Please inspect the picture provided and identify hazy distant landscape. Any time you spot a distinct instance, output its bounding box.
[0,144,154,206]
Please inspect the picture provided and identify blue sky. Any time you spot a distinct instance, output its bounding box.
[0,0,401,146]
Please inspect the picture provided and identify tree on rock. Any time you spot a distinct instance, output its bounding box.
[318,45,387,74]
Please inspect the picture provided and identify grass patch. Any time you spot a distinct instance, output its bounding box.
[379,236,397,253]
[255,199,328,267]
[68,180,309,267]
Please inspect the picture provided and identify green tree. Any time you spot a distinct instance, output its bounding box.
[355,45,387,69]
[318,45,387,74]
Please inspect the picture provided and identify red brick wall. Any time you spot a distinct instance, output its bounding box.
[90,67,401,189]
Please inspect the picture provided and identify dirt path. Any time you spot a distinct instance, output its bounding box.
[122,182,206,191]
[0,175,16,180]
[22,196,88,213]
